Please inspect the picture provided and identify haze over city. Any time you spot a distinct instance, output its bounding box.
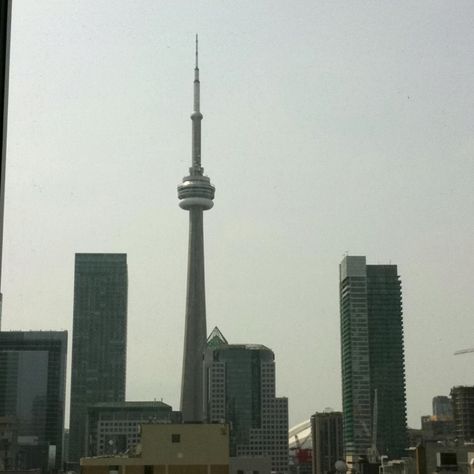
[2,0,473,430]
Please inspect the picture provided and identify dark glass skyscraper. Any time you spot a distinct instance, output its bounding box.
[311,412,343,474]
[204,328,289,474]
[339,256,407,460]
[0,331,67,472]
[69,253,127,463]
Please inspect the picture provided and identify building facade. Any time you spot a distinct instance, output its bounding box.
[81,423,229,474]
[432,396,453,419]
[420,415,454,442]
[0,331,67,472]
[86,401,180,456]
[69,253,128,463]
[204,328,288,474]
[339,256,407,460]
[311,412,343,474]
[450,386,474,441]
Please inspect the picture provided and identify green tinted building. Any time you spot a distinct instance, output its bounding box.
[0,331,67,471]
[204,328,288,473]
[69,253,128,464]
[340,256,407,460]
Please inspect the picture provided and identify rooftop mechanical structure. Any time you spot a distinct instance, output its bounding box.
[178,36,215,422]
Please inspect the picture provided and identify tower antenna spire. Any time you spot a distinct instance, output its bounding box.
[191,34,202,172]
[177,37,215,423]
[195,34,199,69]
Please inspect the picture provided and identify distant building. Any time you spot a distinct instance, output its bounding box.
[311,412,343,474]
[450,386,474,441]
[420,415,454,442]
[204,327,289,474]
[0,331,67,471]
[378,456,413,474]
[432,396,453,419]
[86,401,180,456]
[417,441,474,474]
[230,456,272,474]
[81,423,229,474]
[69,253,128,463]
[339,256,407,460]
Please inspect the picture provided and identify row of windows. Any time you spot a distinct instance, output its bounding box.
[99,421,138,426]
[99,427,138,434]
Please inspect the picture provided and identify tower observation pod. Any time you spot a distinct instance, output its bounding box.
[177,36,215,422]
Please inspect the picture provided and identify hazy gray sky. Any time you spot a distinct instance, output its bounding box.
[3,1,474,429]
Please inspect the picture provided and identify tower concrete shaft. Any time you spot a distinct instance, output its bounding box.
[177,36,215,422]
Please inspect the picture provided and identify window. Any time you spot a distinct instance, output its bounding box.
[171,433,181,443]
[144,466,153,474]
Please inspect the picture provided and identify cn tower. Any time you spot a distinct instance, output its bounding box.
[177,36,215,422]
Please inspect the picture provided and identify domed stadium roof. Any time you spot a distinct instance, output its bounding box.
[288,420,312,450]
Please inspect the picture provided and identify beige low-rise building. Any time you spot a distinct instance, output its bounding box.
[80,423,229,474]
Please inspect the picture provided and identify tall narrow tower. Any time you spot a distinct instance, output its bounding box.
[178,36,215,422]
[69,253,128,462]
[339,256,407,460]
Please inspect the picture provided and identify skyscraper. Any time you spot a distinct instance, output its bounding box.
[0,331,67,471]
[450,386,474,441]
[204,328,289,474]
[177,36,215,422]
[69,253,127,463]
[339,256,407,460]
[311,412,343,474]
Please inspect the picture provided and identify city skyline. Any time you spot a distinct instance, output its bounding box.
[1,1,473,430]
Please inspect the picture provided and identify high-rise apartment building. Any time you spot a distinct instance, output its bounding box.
[204,328,289,474]
[0,331,67,471]
[311,412,343,474]
[69,253,127,463]
[450,386,474,441]
[339,256,407,460]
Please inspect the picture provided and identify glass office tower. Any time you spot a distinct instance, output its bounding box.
[69,253,127,463]
[204,328,289,474]
[0,331,67,472]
